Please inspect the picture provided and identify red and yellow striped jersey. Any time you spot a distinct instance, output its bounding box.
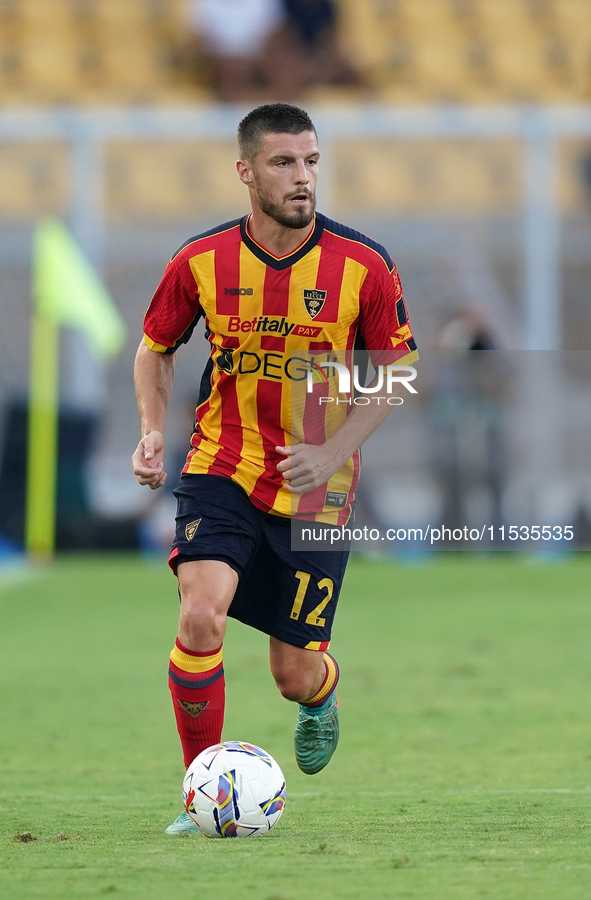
[143,212,418,523]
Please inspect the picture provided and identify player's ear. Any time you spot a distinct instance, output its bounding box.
[236,159,253,186]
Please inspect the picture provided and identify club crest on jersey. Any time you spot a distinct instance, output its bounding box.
[303,289,327,319]
[185,518,202,541]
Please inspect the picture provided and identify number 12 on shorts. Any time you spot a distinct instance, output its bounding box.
[290,571,334,627]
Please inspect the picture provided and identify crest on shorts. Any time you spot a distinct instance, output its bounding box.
[303,289,326,319]
[178,699,208,718]
[185,518,202,541]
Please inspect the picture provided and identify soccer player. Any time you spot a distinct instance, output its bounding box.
[132,103,417,834]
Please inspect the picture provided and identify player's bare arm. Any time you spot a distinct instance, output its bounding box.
[277,377,405,494]
[132,339,175,490]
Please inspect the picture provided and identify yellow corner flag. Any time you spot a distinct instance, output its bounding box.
[26,218,127,560]
[34,218,126,359]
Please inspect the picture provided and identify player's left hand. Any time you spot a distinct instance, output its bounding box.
[275,443,338,493]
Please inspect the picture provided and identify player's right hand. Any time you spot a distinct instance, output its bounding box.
[132,430,167,490]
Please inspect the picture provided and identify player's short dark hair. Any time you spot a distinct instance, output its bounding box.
[238,103,317,161]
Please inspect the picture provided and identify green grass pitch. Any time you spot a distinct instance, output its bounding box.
[1,553,591,900]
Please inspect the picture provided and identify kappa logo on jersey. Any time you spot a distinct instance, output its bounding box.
[178,699,209,718]
[227,316,322,338]
[303,289,327,319]
[185,518,202,541]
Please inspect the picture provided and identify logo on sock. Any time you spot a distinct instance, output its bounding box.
[185,518,202,541]
[178,699,209,718]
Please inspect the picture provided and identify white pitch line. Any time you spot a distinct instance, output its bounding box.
[289,788,591,798]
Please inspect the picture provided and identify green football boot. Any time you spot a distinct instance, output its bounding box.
[294,692,339,775]
[164,810,199,835]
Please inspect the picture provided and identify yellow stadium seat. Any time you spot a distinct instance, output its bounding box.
[104,141,246,222]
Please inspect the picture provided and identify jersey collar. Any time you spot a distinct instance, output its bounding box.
[240,213,324,271]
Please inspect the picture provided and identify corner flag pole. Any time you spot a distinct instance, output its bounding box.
[25,307,59,560]
[25,218,127,561]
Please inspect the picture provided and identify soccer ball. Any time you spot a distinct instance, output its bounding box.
[182,741,286,838]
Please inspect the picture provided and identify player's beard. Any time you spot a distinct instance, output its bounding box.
[253,179,316,229]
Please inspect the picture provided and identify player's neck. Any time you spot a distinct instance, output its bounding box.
[246,210,314,259]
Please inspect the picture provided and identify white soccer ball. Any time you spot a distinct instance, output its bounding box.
[182,741,286,838]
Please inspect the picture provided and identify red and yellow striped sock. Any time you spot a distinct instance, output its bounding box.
[168,638,225,768]
[300,652,339,708]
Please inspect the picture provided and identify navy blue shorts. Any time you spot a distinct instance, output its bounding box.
[169,474,349,650]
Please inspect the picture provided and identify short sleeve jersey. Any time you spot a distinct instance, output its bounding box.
[143,212,418,524]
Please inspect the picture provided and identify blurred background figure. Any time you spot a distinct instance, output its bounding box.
[185,0,362,101]
[185,0,285,102]
[424,307,510,546]
[263,0,364,97]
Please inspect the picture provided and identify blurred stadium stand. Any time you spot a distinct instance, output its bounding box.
[336,0,591,105]
[0,0,199,106]
[1,1,591,550]
[0,1,589,106]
